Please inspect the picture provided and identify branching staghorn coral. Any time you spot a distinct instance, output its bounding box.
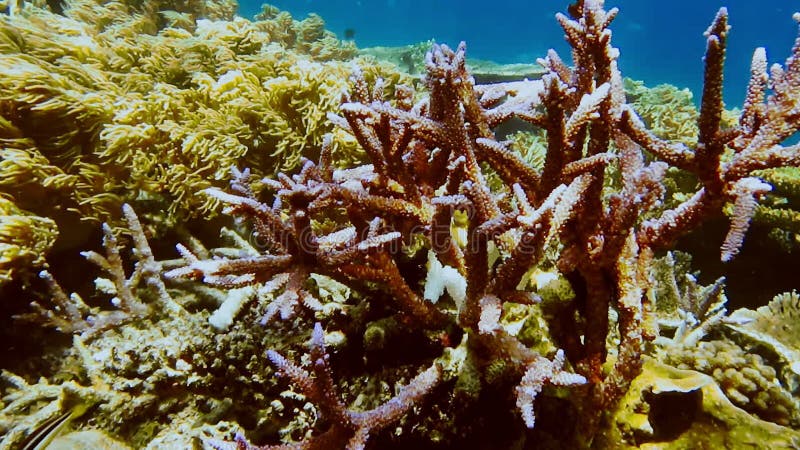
[16,204,176,336]
[5,1,800,448]
[167,43,593,444]
[208,323,441,450]
[164,2,800,446]
[622,9,800,262]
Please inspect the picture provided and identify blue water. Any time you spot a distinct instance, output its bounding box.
[239,1,797,107]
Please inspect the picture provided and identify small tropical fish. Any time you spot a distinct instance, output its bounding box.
[20,401,91,450]
[20,410,74,450]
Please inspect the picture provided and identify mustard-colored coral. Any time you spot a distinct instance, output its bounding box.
[604,358,800,449]
[752,167,800,249]
[666,339,800,427]
[0,0,408,281]
[255,5,358,61]
[0,196,57,285]
[624,79,700,147]
[507,130,547,171]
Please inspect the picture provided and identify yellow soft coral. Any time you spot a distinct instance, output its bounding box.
[1,3,405,209]
[624,78,700,146]
[0,196,58,285]
[0,1,410,286]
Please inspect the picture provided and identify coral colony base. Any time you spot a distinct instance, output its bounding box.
[1,0,800,449]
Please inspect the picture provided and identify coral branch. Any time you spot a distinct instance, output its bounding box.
[228,323,441,450]
[516,350,587,429]
[17,205,170,336]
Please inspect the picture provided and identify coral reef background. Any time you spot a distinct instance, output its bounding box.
[1,0,799,449]
[257,0,797,106]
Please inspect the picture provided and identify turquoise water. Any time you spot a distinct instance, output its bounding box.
[241,1,796,107]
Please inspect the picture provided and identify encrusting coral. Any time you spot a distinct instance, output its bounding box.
[667,339,800,427]
[726,290,800,389]
[3,1,800,449]
[606,358,800,448]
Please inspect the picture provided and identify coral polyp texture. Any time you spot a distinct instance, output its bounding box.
[2,1,800,449]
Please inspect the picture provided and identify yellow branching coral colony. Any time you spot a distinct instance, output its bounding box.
[1,0,800,449]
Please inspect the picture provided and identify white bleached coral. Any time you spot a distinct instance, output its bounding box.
[423,250,467,310]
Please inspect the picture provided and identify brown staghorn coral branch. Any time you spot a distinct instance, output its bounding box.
[536,49,573,87]
[564,83,611,144]
[599,232,646,404]
[619,107,696,170]
[204,188,293,254]
[474,137,540,194]
[621,8,800,262]
[695,7,729,192]
[348,364,440,447]
[317,186,428,224]
[720,177,772,262]
[224,323,441,450]
[736,47,768,146]
[164,250,293,287]
[339,103,391,177]
[486,178,585,297]
[339,253,448,328]
[516,350,587,429]
[741,14,800,151]
[489,230,546,295]
[639,188,714,249]
[561,152,616,178]
[321,231,402,266]
[536,74,571,199]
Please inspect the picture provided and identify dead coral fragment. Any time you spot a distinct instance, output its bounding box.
[0,372,97,449]
[649,252,729,347]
